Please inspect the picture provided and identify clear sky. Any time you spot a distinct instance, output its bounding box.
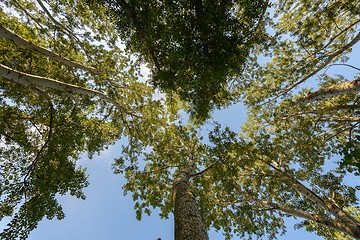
[2,28,360,240]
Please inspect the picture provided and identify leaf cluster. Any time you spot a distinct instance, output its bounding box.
[93,0,269,121]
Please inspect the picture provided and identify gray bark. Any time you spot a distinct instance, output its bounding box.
[172,163,208,240]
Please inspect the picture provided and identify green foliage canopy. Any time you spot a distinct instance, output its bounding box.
[94,0,269,120]
[242,0,360,174]
[0,0,171,238]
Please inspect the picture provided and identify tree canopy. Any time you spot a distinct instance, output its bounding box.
[92,0,269,120]
[0,0,171,238]
[243,0,360,174]
[0,0,360,239]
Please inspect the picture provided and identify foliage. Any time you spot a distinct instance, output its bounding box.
[0,0,171,238]
[1,0,360,239]
[114,120,360,239]
[340,134,360,176]
[242,0,360,174]
[92,0,270,121]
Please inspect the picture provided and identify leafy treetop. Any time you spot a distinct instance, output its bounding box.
[92,0,269,121]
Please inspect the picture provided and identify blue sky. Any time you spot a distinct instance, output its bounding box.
[2,25,360,240]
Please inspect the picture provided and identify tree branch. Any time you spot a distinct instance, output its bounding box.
[0,63,132,114]
[267,163,360,227]
[34,0,90,56]
[283,32,360,95]
[281,105,360,119]
[258,200,360,238]
[297,78,360,103]
[0,23,100,74]
[190,161,219,178]
[327,63,360,72]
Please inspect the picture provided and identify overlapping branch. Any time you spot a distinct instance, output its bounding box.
[0,63,130,114]
[297,79,360,103]
[0,24,100,74]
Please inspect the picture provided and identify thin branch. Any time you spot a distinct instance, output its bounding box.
[34,0,90,56]
[24,87,54,182]
[312,19,360,59]
[318,116,360,122]
[327,63,360,72]
[323,123,356,143]
[281,105,360,120]
[190,160,219,178]
[257,200,360,238]
[12,0,53,40]
[267,162,360,227]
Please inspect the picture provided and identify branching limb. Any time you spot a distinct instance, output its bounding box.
[24,87,54,182]
[281,105,360,120]
[34,0,90,56]
[190,161,219,178]
[277,32,360,98]
[298,78,360,103]
[0,63,133,115]
[267,162,360,227]
[0,24,100,74]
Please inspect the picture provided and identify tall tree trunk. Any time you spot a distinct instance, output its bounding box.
[172,163,208,240]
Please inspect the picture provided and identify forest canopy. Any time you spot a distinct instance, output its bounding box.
[89,0,269,120]
[0,0,359,239]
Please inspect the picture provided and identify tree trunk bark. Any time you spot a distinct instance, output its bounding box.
[298,79,360,103]
[172,163,208,240]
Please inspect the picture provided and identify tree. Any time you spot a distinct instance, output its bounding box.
[232,0,360,237]
[242,0,360,174]
[91,0,270,121]
[0,1,169,238]
[115,121,360,239]
[1,0,359,240]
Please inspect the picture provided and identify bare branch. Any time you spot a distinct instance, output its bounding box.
[327,63,360,72]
